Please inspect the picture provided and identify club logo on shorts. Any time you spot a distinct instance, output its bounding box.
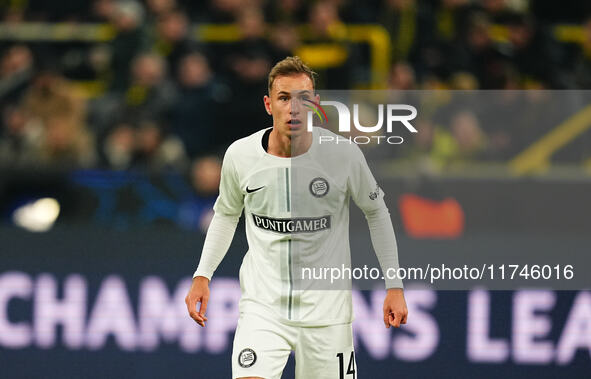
[309,177,329,197]
[238,348,257,368]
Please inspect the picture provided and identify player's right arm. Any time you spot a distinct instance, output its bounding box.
[186,275,210,327]
[186,145,244,327]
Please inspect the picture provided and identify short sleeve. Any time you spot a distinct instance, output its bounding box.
[213,147,244,217]
[348,145,386,213]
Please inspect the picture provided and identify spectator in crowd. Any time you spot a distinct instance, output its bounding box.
[90,0,116,22]
[433,0,472,42]
[207,0,243,22]
[308,1,346,44]
[478,0,520,23]
[20,69,95,167]
[403,109,486,171]
[152,9,198,77]
[95,52,177,166]
[173,51,229,157]
[449,110,487,160]
[404,118,441,173]
[266,0,307,24]
[118,52,178,126]
[220,6,275,142]
[177,155,221,232]
[454,12,511,89]
[379,0,434,72]
[1,4,25,22]
[449,71,479,90]
[0,45,34,107]
[389,61,417,90]
[190,154,221,197]
[102,122,135,169]
[0,105,39,166]
[146,0,178,20]
[269,23,300,58]
[505,13,567,88]
[108,0,148,92]
[229,6,274,79]
[301,0,352,89]
[133,120,187,170]
[103,120,187,170]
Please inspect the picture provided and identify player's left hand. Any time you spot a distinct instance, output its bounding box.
[383,288,408,328]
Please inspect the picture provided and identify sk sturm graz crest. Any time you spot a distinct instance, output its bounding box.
[238,348,257,368]
[309,177,329,197]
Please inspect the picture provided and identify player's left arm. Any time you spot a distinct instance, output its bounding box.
[383,287,408,329]
[365,206,408,329]
[348,146,408,329]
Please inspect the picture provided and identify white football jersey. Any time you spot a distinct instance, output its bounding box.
[214,127,387,326]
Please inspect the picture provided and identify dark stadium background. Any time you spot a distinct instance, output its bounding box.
[1,0,590,378]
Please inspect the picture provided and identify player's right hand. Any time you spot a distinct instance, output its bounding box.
[185,276,210,327]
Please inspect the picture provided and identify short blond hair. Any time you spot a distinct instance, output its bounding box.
[268,56,316,93]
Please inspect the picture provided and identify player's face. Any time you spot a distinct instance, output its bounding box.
[264,73,318,138]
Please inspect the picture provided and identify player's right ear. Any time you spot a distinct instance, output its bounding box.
[263,95,272,115]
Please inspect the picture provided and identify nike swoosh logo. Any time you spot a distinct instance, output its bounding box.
[246,186,265,193]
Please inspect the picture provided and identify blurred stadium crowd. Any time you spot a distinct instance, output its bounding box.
[1,0,591,175]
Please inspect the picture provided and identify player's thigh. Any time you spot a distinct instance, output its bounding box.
[295,323,356,379]
[232,312,294,379]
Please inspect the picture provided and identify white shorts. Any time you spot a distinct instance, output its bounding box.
[232,311,356,379]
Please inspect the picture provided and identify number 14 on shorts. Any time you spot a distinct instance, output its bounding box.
[336,351,356,379]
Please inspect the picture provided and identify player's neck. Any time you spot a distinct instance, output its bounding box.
[268,129,312,157]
